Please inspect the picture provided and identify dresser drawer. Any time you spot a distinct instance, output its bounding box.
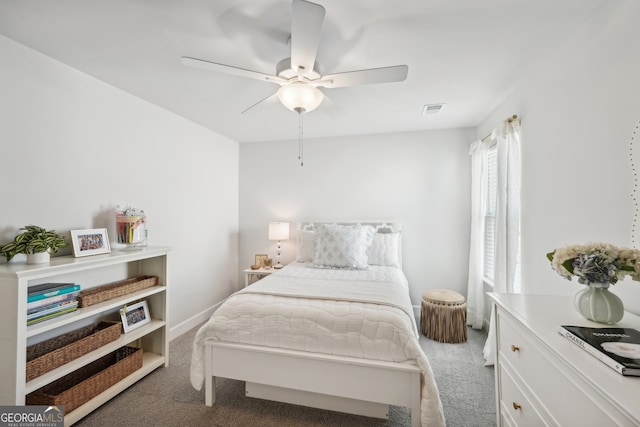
[497,311,550,376]
[496,311,615,426]
[498,363,549,426]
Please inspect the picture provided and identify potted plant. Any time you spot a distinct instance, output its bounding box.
[0,225,67,264]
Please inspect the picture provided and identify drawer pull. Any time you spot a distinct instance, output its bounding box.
[513,402,522,411]
[511,345,520,352]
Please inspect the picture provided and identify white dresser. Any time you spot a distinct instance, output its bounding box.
[488,293,640,427]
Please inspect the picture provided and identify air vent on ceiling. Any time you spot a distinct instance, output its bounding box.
[422,103,445,115]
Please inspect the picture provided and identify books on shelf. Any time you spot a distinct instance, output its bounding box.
[558,325,640,376]
[28,282,75,295]
[26,283,81,325]
[27,299,79,319]
[27,283,81,303]
[27,292,79,311]
[27,305,78,326]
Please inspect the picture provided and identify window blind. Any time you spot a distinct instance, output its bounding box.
[484,144,498,282]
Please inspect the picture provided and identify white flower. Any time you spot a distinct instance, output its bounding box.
[547,242,640,285]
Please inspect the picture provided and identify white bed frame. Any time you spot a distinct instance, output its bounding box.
[202,221,421,427]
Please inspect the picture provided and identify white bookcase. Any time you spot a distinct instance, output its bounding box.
[0,246,170,425]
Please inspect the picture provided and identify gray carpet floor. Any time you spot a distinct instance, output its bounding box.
[75,323,495,427]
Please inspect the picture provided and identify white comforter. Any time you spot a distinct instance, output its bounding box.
[190,263,445,427]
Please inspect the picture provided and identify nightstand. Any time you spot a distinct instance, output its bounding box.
[243,267,274,287]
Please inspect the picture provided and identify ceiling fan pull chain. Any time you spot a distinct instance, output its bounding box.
[298,110,304,166]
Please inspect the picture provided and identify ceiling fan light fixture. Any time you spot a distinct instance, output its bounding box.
[277,82,324,113]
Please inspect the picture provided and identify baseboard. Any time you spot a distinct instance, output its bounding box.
[412,304,420,318]
[168,300,224,341]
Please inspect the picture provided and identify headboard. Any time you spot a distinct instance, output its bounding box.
[297,220,402,234]
[296,220,403,268]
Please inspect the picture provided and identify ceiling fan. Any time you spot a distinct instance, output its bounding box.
[181,0,409,115]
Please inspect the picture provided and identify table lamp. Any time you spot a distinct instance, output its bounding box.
[268,222,290,269]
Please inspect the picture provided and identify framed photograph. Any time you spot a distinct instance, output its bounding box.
[120,300,151,333]
[255,254,270,268]
[70,228,111,257]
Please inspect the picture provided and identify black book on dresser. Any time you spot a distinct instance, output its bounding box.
[558,325,640,376]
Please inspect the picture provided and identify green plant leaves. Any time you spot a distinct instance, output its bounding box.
[561,259,575,274]
[0,225,67,261]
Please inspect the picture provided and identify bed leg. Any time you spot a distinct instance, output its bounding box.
[205,376,216,406]
[411,372,420,427]
[204,345,215,406]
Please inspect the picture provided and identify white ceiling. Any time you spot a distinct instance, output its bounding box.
[0,0,606,143]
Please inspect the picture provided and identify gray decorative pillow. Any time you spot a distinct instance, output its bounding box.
[312,224,375,269]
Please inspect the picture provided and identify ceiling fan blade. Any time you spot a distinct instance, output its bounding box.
[290,0,325,78]
[241,92,279,114]
[181,57,286,85]
[317,65,409,89]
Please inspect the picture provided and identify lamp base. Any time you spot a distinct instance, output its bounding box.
[274,263,284,269]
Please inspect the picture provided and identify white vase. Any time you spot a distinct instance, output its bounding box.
[27,251,50,265]
[574,282,624,324]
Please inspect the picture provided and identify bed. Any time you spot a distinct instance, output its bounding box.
[190,221,445,427]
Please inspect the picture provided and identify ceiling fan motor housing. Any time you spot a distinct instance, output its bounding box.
[276,57,322,81]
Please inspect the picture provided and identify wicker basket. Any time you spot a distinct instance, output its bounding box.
[26,321,122,382]
[78,276,158,308]
[26,346,143,413]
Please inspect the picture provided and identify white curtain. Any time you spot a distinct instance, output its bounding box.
[482,118,522,366]
[466,140,487,330]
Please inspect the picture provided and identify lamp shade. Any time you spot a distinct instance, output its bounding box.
[268,222,290,241]
[277,82,324,113]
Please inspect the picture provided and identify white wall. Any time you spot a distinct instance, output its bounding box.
[7,0,636,334]
[477,0,640,314]
[0,35,240,337]
[239,128,473,307]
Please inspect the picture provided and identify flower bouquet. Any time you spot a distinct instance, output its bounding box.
[546,242,640,285]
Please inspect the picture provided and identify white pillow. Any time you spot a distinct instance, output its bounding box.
[312,224,375,269]
[367,232,400,267]
[296,230,315,262]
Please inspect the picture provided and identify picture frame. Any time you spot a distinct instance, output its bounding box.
[70,228,111,257]
[255,254,270,268]
[120,300,151,333]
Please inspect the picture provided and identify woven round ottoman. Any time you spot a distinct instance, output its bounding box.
[420,289,467,343]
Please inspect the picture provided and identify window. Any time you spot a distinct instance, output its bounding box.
[483,143,498,283]
[482,141,522,291]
